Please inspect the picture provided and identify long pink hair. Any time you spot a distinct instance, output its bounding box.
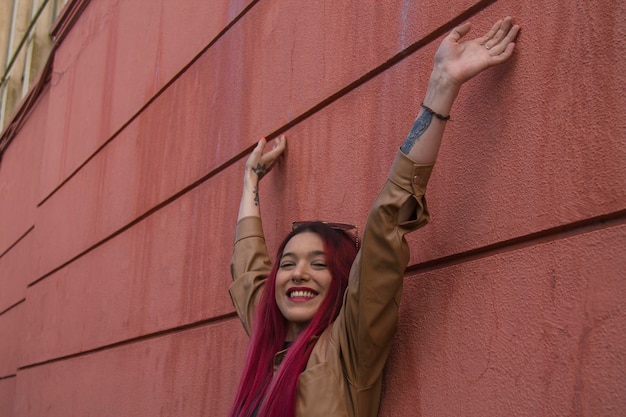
[229,222,358,417]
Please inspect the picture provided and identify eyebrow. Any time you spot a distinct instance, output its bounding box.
[280,250,326,260]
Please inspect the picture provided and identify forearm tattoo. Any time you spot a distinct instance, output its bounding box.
[400,111,433,154]
[253,186,260,207]
[252,163,269,180]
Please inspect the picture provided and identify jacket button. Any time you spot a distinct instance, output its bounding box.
[413,175,420,184]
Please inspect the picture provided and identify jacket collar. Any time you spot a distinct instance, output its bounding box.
[272,335,320,371]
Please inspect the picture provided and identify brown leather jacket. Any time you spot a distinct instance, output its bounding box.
[229,150,433,417]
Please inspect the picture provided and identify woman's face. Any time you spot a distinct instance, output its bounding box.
[275,232,333,341]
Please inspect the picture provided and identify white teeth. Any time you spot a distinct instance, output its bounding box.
[290,290,316,298]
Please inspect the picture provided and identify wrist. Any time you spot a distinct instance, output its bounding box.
[423,68,461,114]
[243,169,259,184]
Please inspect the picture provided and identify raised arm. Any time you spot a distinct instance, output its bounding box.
[396,17,519,221]
[401,17,520,164]
[230,135,287,334]
[238,135,287,220]
[336,18,520,410]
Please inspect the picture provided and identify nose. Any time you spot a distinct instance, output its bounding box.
[291,263,309,284]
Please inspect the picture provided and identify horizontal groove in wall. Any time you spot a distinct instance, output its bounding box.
[17,312,239,372]
[0,298,25,317]
[408,208,626,275]
[17,211,626,372]
[260,0,498,142]
[37,0,263,207]
[0,225,34,260]
[38,0,496,208]
[30,0,497,287]
[0,373,16,381]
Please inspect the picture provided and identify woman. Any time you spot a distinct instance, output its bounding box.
[229,17,520,417]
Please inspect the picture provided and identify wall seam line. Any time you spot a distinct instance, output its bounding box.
[16,312,239,372]
[19,210,626,370]
[0,298,26,317]
[407,208,626,274]
[36,0,263,207]
[0,225,34,260]
[37,0,496,207]
[29,0,498,286]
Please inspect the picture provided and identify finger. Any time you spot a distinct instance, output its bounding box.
[490,16,513,46]
[448,22,472,42]
[504,24,521,44]
[478,18,503,45]
[260,136,287,169]
[272,134,287,152]
[264,143,285,162]
[490,42,516,64]
[487,23,520,55]
[246,138,266,166]
[267,135,286,155]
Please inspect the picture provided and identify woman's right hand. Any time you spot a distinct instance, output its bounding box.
[238,135,287,220]
[244,135,287,185]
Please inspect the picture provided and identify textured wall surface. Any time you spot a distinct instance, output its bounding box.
[0,0,624,416]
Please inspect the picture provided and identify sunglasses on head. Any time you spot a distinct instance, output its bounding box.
[291,221,359,249]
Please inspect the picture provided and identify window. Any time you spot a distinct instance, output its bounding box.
[0,0,68,130]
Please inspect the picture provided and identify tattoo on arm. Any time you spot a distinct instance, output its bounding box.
[400,111,433,154]
[252,163,269,180]
[250,163,268,207]
[253,186,260,207]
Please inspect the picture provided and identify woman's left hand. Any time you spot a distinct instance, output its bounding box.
[433,16,521,88]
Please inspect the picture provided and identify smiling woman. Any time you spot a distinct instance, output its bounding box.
[275,231,336,339]
[228,16,520,417]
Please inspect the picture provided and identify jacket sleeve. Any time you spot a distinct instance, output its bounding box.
[228,216,273,336]
[335,150,434,391]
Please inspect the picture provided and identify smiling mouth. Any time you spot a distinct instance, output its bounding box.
[287,289,318,299]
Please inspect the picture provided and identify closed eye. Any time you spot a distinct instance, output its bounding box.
[279,261,295,269]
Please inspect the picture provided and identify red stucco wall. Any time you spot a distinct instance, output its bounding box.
[1,0,624,416]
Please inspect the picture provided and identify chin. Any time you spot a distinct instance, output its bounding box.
[282,307,317,325]
[286,313,315,324]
